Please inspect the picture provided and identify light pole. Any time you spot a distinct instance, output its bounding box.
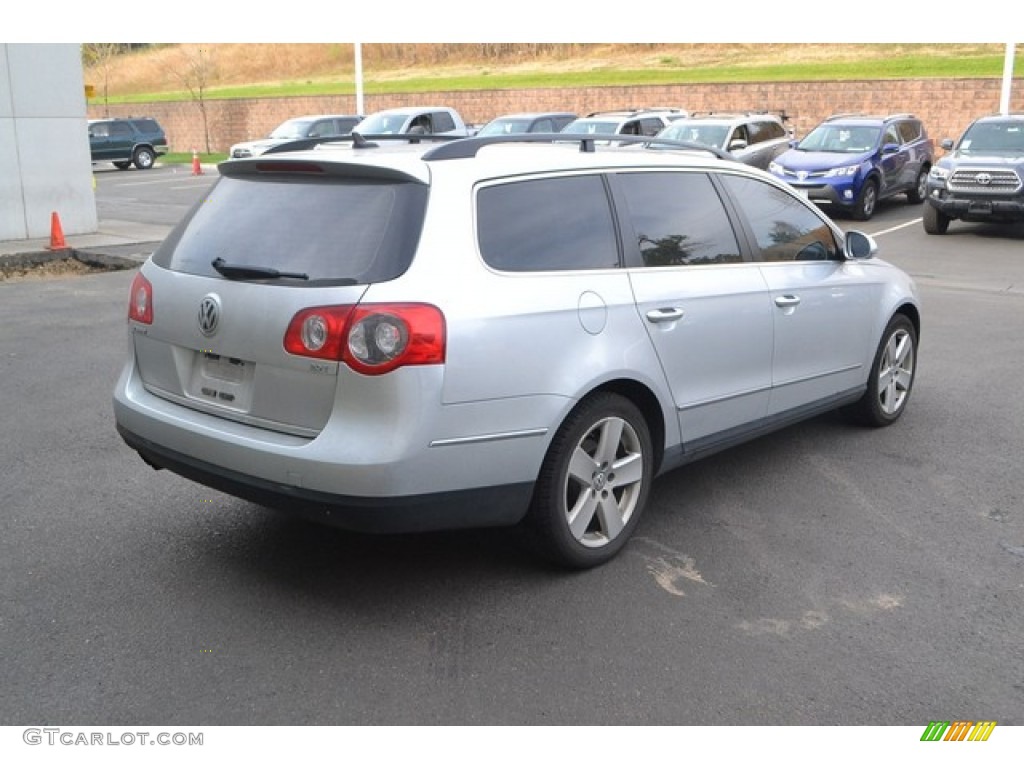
[999,42,1016,116]
[354,43,364,116]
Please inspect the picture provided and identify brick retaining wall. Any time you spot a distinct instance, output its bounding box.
[89,78,1024,154]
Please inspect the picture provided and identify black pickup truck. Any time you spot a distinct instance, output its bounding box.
[924,113,1024,234]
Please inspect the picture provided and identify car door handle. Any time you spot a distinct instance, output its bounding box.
[774,295,801,308]
[646,307,685,323]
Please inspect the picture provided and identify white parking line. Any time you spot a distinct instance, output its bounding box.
[114,175,213,187]
[869,218,922,237]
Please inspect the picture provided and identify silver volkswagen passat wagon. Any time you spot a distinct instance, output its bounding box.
[113,132,921,569]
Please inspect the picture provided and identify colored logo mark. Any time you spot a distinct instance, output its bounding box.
[920,721,996,742]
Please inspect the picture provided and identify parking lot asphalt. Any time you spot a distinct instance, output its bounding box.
[0,162,218,269]
[3,162,1023,732]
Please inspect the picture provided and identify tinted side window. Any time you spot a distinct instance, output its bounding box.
[310,120,334,136]
[477,175,619,271]
[110,122,132,136]
[883,125,901,146]
[618,172,742,267]
[897,120,922,144]
[639,118,664,136]
[762,121,786,140]
[132,119,161,134]
[721,175,838,262]
[432,111,456,133]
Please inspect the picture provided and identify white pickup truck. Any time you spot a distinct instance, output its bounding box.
[352,106,472,136]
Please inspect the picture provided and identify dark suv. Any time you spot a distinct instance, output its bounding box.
[88,117,168,170]
[770,113,934,220]
[923,113,1024,234]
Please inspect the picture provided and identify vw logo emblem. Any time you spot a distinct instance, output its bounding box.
[975,172,992,186]
[198,294,221,337]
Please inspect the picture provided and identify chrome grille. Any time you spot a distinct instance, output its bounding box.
[948,168,1022,194]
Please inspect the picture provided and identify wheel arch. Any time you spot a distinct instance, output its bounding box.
[580,378,667,474]
[894,302,921,344]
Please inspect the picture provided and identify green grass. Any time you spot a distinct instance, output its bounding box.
[92,53,1020,105]
[160,152,228,165]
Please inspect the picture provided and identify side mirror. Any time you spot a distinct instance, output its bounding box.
[881,142,900,155]
[941,138,955,151]
[728,139,748,152]
[845,230,877,260]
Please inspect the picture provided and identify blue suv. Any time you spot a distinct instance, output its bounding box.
[770,114,934,220]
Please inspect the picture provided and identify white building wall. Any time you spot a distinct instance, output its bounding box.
[0,43,97,241]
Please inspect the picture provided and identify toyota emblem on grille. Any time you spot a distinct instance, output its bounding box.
[198,295,221,336]
[975,172,992,185]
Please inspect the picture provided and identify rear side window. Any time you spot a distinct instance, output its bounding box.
[617,172,742,267]
[750,120,785,143]
[110,122,132,136]
[477,175,619,271]
[153,175,428,285]
[897,120,923,144]
[721,175,838,262]
[432,112,456,133]
[132,119,161,134]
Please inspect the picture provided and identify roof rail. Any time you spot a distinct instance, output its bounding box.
[420,133,731,161]
[585,107,686,118]
[685,109,791,122]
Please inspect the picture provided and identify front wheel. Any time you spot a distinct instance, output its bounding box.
[851,179,878,221]
[133,146,155,170]
[845,314,917,427]
[923,203,950,235]
[906,167,928,204]
[526,392,654,569]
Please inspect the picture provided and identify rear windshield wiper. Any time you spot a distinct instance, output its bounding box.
[211,257,308,281]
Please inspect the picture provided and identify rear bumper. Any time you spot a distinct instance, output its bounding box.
[112,355,557,533]
[118,423,533,533]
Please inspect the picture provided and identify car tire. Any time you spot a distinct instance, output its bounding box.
[526,392,654,569]
[113,161,132,170]
[851,179,878,221]
[133,147,155,170]
[845,314,916,428]
[923,203,950,235]
[906,167,929,204]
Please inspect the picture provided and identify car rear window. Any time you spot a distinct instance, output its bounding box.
[153,174,428,285]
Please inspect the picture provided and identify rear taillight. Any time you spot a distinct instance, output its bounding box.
[284,303,445,375]
[128,272,153,324]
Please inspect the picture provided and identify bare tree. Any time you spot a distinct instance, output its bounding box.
[81,43,126,116]
[171,44,217,154]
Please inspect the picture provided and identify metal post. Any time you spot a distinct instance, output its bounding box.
[354,43,364,116]
[1000,42,1015,116]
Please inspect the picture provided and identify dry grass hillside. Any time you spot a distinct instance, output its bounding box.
[85,43,1003,97]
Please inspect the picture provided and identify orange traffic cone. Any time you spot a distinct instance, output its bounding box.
[48,211,68,250]
[191,148,203,176]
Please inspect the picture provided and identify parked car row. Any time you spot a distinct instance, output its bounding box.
[90,106,1023,234]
